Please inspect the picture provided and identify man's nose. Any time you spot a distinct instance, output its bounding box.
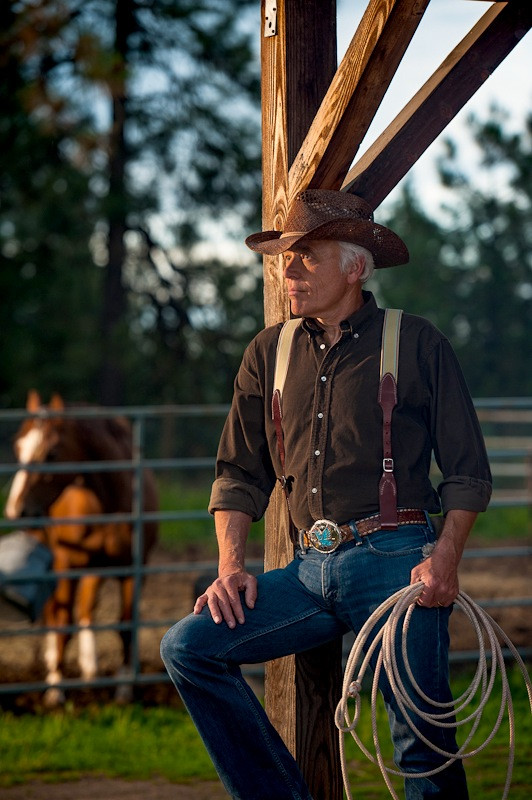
[283,253,301,277]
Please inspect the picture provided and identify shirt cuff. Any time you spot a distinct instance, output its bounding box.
[208,477,270,522]
[438,475,492,514]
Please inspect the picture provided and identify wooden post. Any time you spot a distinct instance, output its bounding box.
[258,1,531,797]
[260,2,343,797]
[342,0,532,206]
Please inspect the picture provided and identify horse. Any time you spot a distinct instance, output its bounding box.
[4,390,158,706]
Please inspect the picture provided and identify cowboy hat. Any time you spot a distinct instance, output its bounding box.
[245,189,409,268]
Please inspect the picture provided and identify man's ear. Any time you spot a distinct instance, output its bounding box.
[346,254,365,284]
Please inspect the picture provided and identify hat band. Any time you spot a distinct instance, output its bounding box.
[279,230,307,239]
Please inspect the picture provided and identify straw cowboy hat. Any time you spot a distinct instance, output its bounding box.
[245,189,409,268]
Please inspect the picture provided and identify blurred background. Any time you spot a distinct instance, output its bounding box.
[0,0,530,413]
[0,1,530,794]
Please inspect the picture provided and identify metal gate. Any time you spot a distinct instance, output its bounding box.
[0,400,530,697]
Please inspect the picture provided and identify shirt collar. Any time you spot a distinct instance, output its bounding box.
[302,290,380,338]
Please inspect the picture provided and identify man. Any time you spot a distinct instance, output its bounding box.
[161,190,492,800]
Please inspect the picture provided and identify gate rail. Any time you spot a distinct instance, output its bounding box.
[0,400,530,697]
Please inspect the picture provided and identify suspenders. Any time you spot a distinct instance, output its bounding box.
[271,309,403,531]
[273,318,301,402]
[378,309,403,529]
[271,318,301,517]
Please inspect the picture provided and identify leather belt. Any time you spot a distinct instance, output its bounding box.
[301,508,427,553]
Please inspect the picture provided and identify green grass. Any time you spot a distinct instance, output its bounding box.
[0,669,530,793]
[0,483,529,793]
[470,505,531,541]
[341,667,532,799]
[156,480,264,556]
[0,703,218,787]
[157,483,530,556]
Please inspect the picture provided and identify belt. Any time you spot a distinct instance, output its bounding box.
[301,508,427,553]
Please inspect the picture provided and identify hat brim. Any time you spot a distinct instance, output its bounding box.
[245,219,409,268]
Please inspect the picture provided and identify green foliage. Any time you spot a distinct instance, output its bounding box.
[1,0,531,407]
[0,669,529,794]
[0,0,262,407]
[377,109,532,397]
[0,3,102,406]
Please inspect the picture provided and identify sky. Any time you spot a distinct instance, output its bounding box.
[336,0,532,216]
[195,0,531,262]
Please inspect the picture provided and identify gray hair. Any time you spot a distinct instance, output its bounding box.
[337,242,375,283]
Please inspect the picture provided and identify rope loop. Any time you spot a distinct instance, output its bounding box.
[336,582,532,800]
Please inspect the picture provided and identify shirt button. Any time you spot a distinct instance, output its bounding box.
[319,343,326,350]
[321,375,327,382]
[353,333,359,339]
[314,450,320,456]
[311,487,317,494]
[317,412,324,419]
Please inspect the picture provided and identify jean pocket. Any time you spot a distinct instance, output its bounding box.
[366,525,435,557]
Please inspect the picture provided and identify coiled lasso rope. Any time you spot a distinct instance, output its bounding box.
[335,582,532,800]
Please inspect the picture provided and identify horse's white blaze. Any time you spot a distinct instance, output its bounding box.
[78,625,97,679]
[17,427,44,464]
[5,428,44,518]
[4,470,29,518]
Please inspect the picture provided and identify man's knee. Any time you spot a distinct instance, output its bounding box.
[161,614,218,669]
[160,614,205,671]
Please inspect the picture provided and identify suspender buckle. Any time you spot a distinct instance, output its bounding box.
[383,457,394,473]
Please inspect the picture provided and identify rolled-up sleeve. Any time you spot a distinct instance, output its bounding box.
[208,338,276,521]
[426,338,492,513]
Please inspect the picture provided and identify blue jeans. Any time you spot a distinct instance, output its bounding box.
[160,522,468,800]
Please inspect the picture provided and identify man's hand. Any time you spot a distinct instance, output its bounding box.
[194,570,257,628]
[411,510,477,607]
[195,509,256,627]
[410,539,460,608]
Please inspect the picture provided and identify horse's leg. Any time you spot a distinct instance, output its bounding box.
[46,487,103,694]
[42,574,76,708]
[76,574,101,683]
[115,574,135,703]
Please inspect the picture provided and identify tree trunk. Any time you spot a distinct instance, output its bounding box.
[97,0,135,405]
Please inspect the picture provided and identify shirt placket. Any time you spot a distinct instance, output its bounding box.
[307,336,347,519]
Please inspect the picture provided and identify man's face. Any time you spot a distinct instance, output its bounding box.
[283,240,354,320]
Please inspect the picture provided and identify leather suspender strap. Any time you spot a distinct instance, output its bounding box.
[271,310,403,532]
[272,319,301,508]
[273,318,301,400]
[378,309,403,530]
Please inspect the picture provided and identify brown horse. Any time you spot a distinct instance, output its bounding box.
[4,390,158,706]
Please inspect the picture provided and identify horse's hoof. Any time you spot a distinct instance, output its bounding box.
[43,687,66,708]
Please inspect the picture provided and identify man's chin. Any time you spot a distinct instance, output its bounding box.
[289,298,308,317]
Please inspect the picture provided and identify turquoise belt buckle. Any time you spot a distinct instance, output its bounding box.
[308,519,343,553]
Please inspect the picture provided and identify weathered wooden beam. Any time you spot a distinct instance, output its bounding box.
[342,0,532,206]
[287,0,430,202]
[295,638,344,797]
[261,0,337,330]
[260,3,343,798]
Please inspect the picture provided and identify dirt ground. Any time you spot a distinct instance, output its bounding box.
[0,540,530,799]
[0,778,228,799]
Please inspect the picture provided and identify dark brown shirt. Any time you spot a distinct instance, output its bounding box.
[209,292,492,528]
